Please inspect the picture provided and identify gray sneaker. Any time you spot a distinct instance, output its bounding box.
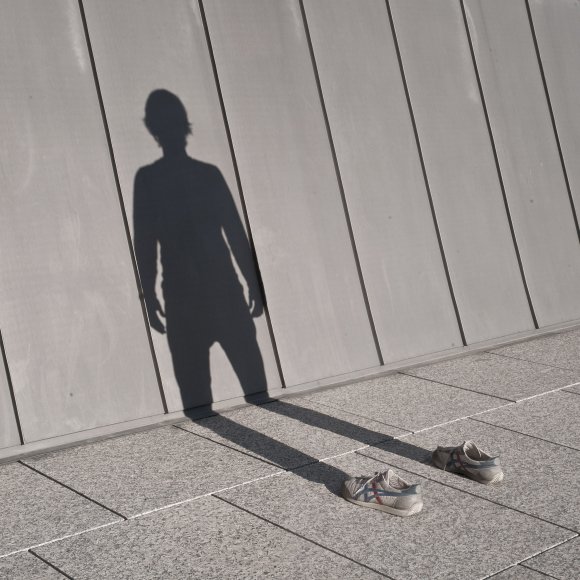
[342,469,423,517]
[432,441,504,485]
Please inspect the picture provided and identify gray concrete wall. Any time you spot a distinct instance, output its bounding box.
[1,0,579,458]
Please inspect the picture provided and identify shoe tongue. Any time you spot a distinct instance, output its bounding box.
[380,469,407,490]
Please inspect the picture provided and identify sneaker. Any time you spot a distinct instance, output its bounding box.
[432,441,503,485]
[342,469,423,517]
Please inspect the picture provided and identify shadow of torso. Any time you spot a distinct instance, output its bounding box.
[134,156,266,406]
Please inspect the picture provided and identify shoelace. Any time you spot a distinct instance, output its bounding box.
[355,471,388,496]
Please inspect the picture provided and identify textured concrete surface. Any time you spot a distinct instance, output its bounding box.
[34,495,382,580]
[303,372,507,431]
[23,426,280,517]
[179,398,407,469]
[405,351,579,400]
[565,384,580,395]
[0,551,65,578]
[476,390,580,449]
[491,328,580,371]
[0,462,119,557]
[358,419,580,531]
[217,453,572,579]
[523,537,580,579]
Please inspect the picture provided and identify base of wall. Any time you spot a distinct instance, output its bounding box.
[2,318,579,465]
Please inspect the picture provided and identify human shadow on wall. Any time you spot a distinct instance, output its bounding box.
[133,89,267,409]
[134,90,432,496]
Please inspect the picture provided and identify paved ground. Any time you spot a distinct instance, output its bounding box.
[1,329,579,579]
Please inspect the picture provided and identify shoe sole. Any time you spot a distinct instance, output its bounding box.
[342,489,423,517]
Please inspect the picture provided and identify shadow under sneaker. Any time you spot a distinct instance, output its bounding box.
[342,469,423,517]
[432,440,504,485]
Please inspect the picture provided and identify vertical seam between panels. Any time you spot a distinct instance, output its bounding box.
[0,328,24,444]
[198,0,287,388]
[299,0,385,365]
[460,0,538,329]
[525,0,580,244]
[385,0,467,346]
[77,0,168,412]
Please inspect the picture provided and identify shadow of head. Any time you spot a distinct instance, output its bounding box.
[144,89,192,153]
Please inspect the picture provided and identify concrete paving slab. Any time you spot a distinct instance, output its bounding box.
[23,426,280,518]
[217,453,573,580]
[302,373,507,432]
[0,551,66,578]
[405,352,579,401]
[523,537,580,579]
[476,391,580,449]
[34,495,382,580]
[490,329,580,371]
[491,565,552,579]
[179,398,407,469]
[0,462,119,557]
[357,419,580,531]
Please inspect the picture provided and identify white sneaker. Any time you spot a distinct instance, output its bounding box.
[342,469,423,517]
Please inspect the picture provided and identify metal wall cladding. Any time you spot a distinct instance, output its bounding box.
[2,0,580,455]
[389,0,534,343]
[82,0,282,410]
[528,0,580,285]
[465,0,580,327]
[303,0,462,362]
[203,0,380,386]
[0,0,163,442]
[529,0,580,216]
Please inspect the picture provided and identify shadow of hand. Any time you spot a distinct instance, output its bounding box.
[249,287,264,318]
[146,297,166,334]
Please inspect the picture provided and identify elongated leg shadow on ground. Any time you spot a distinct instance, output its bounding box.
[182,400,432,495]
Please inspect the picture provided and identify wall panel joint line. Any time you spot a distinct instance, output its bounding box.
[77,0,168,412]
[524,0,580,244]
[299,0,385,365]
[0,328,24,445]
[198,0,287,388]
[459,0,538,329]
[385,0,467,346]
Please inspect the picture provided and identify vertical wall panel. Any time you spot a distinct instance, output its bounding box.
[464,0,580,327]
[0,354,19,449]
[303,0,462,362]
[389,0,533,343]
[0,0,163,442]
[529,1,580,240]
[204,0,379,386]
[82,0,282,410]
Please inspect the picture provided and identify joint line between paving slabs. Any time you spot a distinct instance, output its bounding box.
[172,424,287,470]
[392,401,516,438]
[470,417,580,452]
[19,461,128,521]
[129,471,288,519]
[398,371,515,402]
[512,535,579,577]
[518,564,563,579]
[0,521,119,561]
[514,382,580,402]
[213,495,393,579]
[486,350,580,373]
[298,397,414,432]
[28,549,75,580]
[483,564,555,579]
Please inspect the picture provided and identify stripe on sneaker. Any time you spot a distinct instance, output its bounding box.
[372,480,383,505]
